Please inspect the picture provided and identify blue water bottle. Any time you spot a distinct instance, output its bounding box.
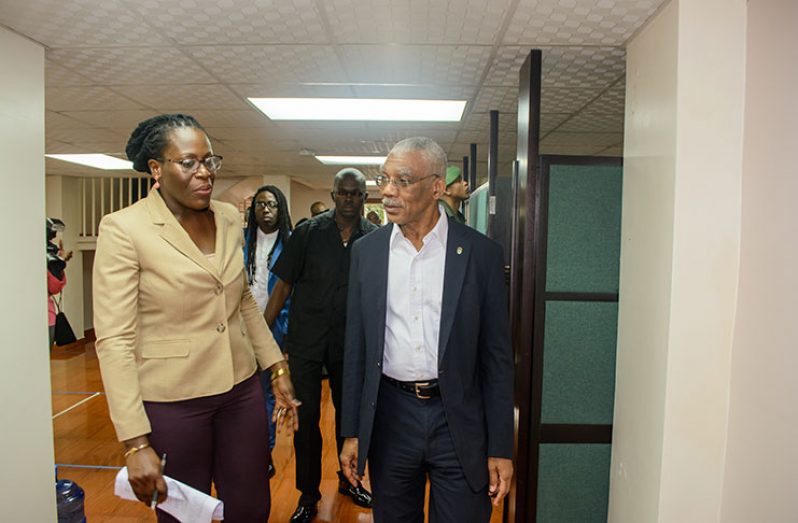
[55,478,86,523]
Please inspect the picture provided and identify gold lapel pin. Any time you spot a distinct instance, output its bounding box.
[456,246,463,255]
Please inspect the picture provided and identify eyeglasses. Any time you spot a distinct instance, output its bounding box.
[162,155,223,174]
[374,173,438,189]
[255,200,279,210]
[333,189,365,199]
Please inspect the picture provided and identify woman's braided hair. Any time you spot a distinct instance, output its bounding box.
[125,114,205,173]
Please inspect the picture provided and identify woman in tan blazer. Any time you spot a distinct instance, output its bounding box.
[93,114,299,522]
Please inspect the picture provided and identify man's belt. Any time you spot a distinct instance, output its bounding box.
[382,375,440,399]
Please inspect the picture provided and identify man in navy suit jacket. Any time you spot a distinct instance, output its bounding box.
[340,137,514,522]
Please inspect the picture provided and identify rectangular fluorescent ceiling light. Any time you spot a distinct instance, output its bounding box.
[315,155,386,166]
[249,98,466,122]
[46,154,133,170]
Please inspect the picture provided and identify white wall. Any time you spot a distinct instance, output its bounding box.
[610,3,678,519]
[720,1,798,521]
[0,26,57,520]
[611,0,746,521]
[291,182,332,222]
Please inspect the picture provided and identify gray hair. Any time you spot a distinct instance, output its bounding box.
[333,167,367,192]
[386,137,448,178]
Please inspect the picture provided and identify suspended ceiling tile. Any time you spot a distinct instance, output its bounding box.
[66,141,129,153]
[352,84,476,101]
[460,112,518,133]
[60,110,161,131]
[46,46,216,86]
[539,144,602,156]
[472,113,572,134]
[324,0,514,44]
[455,130,516,145]
[115,84,249,110]
[46,111,97,130]
[203,126,285,142]
[338,45,493,85]
[270,122,369,142]
[504,0,663,46]
[184,110,275,128]
[472,85,519,113]
[362,124,460,144]
[559,112,624,133]
[45,141,80,154]
[483,46,534,87]
[183,45,346,84]
[45,61,94,87]
[541,47,626,88]
[124,0,328,45]
[540,113,575,132]
[541,87,600,114]
[595,146,624,157]
[485,46,625,88]
[46,86,145,111]
[47,127,128,144]
[229,83,356,99]
[0,0,166,47]
[541,131,624,147]
[581,80,626,114]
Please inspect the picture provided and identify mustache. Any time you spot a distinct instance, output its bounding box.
[382,198,403,207]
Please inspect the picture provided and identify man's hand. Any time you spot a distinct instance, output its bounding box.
[487,457,513,506]
[340,437,361,485]
[125,445,167,505]
[271,370,301,432]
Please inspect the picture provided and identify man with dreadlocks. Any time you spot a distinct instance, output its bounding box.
[244,185,293,477]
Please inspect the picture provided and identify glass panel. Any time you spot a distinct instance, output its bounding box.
[545,163,622,293]
[541,301,617,424]
[536,444,612,523]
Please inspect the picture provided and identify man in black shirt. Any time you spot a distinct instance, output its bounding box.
[265,168,378,523]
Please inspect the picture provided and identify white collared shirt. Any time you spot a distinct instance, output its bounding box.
[252,228,278,312]
[382,210,449,381]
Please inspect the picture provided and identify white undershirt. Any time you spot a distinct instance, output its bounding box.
[252,228,278,312]
[382,211,448,381]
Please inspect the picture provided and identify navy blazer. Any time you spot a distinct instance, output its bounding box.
[341,218,514,491]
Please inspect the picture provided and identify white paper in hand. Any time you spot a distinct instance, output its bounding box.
[115,467,224,522]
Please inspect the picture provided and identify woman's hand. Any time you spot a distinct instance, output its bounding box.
[124,440,167,506]
[270,365,301,433]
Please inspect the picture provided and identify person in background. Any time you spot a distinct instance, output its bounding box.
[366,210,382,227]
[340,137,514,522]
[310,200,328,217]
[439,165,469,224]
[93,114,300,523]
[243,184,293,477]
[47,217,72,348]
[264,168,377,523]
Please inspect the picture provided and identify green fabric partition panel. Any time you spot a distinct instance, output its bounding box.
[541,301,618,424]
[546,164,622,293]
[468,183,488,234]
[528,157,621,522]
[536,444,612,523]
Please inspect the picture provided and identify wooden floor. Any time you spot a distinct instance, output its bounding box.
[52,342,504,522]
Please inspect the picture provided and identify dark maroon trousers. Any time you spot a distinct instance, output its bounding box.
[144,373,270,523]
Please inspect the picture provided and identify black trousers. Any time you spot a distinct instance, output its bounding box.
[289,352,344,505]
[369,378,492,523]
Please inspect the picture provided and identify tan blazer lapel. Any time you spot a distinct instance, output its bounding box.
[210,199,240,277]
[146,189,222,283]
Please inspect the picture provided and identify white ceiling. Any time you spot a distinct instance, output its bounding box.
[1,0,663,187]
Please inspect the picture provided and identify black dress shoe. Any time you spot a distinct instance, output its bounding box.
[268,463,276,479]
[337,471,373,508]
[289,503,317,523]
